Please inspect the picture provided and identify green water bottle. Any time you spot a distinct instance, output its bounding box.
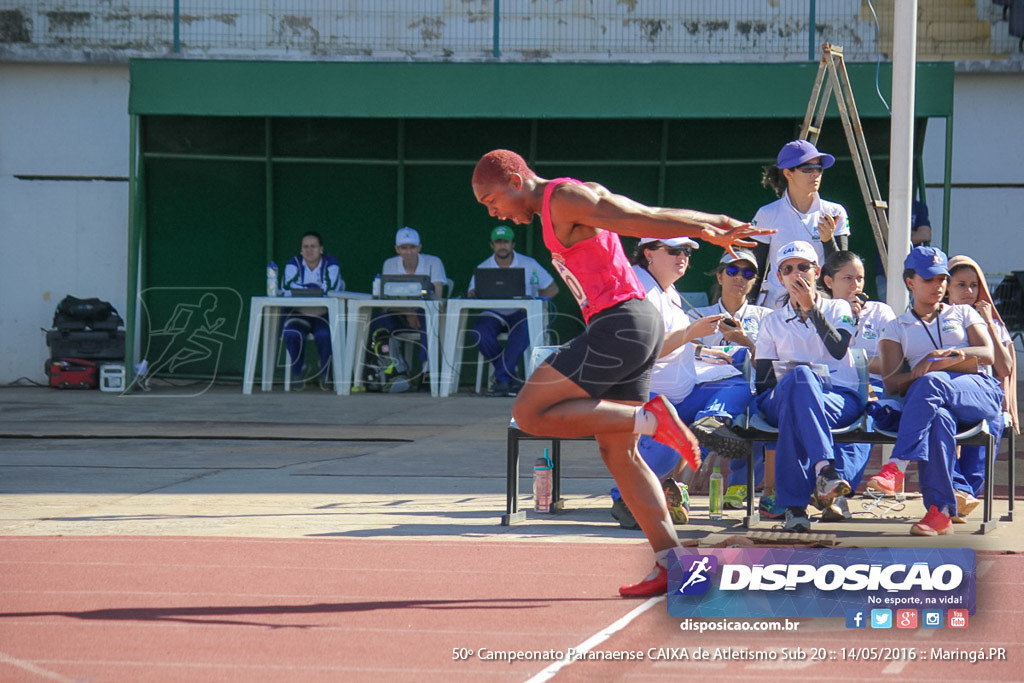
[709,466,723,520]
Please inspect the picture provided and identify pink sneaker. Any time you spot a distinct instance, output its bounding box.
[867,461,905,495]
[643,395,701,471]
[911,505,954,537]
[619,564,667,598]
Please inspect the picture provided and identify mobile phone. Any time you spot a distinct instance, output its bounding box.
[720,317,738,328]
[856,292,869,303]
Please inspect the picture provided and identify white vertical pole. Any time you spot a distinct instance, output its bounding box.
[886,1,918,311]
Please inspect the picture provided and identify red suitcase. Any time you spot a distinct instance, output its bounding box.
[46,358,99,389]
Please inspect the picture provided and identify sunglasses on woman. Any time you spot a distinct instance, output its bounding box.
[795,163,824,174]
[725,265,756,280]
[780,262,814,276]
[660,246,692,257]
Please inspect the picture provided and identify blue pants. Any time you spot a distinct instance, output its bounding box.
[613,375,756,501]
[953,414,1005,497]
[471,309,529,385]
[892,372,1003,513]
[283,314,332,378]
[756,366,866,509]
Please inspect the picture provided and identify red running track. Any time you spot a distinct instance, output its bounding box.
[1,537,1021,682]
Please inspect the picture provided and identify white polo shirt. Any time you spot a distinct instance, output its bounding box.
[852,300,897,359]
[755,296,859,391]
[468,252,554,294]
[692,300,772,383]
[880,303,984,368]
[634,266,697,403]
[751,190,850,308]
[382,253,447,284]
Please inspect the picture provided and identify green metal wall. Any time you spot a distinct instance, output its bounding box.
[129,61,953,382]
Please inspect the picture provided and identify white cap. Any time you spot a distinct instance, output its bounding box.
[775,240,818,266]
[395,227,420,246]
[719,248,758,266]
[637,236,699,250]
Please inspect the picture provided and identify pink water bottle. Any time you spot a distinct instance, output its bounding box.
[533,449,553,513]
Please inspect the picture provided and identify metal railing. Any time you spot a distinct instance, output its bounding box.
[0,1,1019,62]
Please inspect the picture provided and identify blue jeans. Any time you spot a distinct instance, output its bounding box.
[756,366,866,509]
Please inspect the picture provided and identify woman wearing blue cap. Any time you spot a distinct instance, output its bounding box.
[753,240,866,533]
[750,140,851,309]
[865,246,1001,536]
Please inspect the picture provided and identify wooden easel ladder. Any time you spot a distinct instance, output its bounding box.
[801,43,892,272]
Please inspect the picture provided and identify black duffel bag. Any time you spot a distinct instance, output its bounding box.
[53,295,124,332]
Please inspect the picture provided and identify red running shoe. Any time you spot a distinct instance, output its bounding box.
[619,564,667,598]
[910,505,954,537]
[643,395,701,470]
[866,461,905,496]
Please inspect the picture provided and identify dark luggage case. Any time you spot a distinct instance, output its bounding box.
[46,358,99,389]
[46,329,125,360]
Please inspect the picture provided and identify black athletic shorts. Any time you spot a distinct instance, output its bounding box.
[546,296,663,402]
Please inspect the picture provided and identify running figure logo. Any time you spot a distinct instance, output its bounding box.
[676,555,718,596]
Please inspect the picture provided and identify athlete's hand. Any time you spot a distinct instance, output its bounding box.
[817,213,838,243]
[700,221,775,258]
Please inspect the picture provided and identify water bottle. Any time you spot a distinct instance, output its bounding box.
[529,269,541,298]
[266,262,278,296]
[372,273,381,298]
[533,449,553,513]
[709,466,723,520]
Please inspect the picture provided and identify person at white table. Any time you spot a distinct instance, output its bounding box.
[467,225,558,397]
[373,227,448,380]
[281,231,345,390]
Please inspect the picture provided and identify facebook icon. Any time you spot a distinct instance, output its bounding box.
[845,609,867,629]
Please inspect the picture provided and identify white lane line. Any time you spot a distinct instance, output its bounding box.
[0,651,75,682]
[523,596,664,683]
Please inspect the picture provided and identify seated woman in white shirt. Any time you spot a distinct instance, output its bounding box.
[609,236,727,530]
[691,248,772,510]
[818,250,897,493]
[942,254,1018,520]
[753,240,866,533]
[864,247,1001,536]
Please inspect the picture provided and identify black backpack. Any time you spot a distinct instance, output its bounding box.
[52,295,124,332]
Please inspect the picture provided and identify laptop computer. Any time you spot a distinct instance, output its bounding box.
[380,274,433,299]
[287,287,326,298]
[474,267,526,299]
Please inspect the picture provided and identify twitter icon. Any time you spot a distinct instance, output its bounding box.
[870,609,892,629]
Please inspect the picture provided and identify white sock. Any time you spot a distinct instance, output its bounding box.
[634,407,657,436]
[654,547,674,569]
[889,458,909,473]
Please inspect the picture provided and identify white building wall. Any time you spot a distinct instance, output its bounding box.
[0,64,129,384]
[922,72,1024,281]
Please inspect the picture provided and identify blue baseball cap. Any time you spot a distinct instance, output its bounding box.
[777,139,836,170]
[904,246,949,278]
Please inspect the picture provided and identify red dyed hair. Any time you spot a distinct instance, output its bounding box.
[472,149,536,187]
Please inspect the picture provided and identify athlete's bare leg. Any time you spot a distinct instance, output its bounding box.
[512,363,639,438]
[513,362,679,553]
